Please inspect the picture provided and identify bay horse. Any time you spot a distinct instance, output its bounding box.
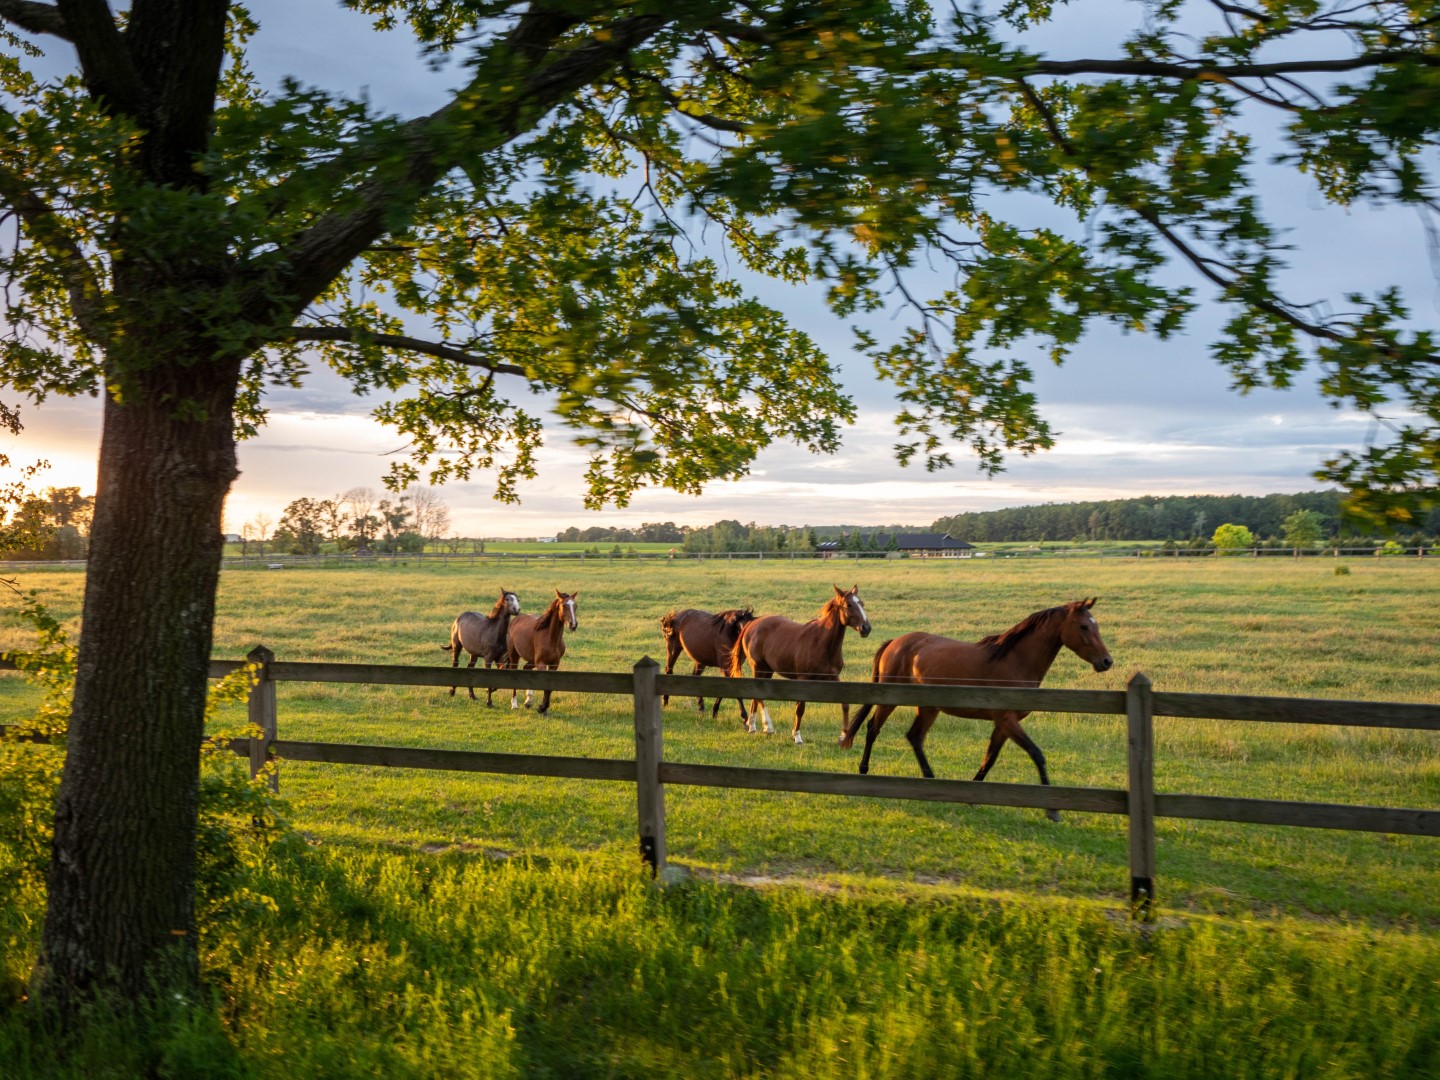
[726,585,871,744]
[443,588,521,705]
[839,598,1113,821]
[506,589,579,715]
[660,607,757,721]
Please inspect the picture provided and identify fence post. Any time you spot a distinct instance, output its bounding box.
[1126,672,1156,921]
[633,657,667,877]
[247,645,278,793]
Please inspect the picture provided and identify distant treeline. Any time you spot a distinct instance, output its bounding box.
[930,492,1439,543]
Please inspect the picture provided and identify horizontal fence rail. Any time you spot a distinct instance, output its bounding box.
[3,651,1437,920]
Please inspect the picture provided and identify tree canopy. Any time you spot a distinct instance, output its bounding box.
[3,0,1439,1006]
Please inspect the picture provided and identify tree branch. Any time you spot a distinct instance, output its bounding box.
[1022,51,1439,80]
[256,11,675,323]
[0,0,69,39]
[277,326,528,378]
[53,0,143,116]
[0,161,106,338]
[1014,79,1437,365]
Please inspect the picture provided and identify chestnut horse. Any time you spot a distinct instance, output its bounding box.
[443,588,521,705]
[726,585,871,744]
[506,590,579,715]
[839,598,1113,821]
[660,607,757,722]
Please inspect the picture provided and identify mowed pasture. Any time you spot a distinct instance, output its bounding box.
[2,556,1437,923]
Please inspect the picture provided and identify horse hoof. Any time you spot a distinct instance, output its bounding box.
[1046,809,1062,823]
[793,734,804,745]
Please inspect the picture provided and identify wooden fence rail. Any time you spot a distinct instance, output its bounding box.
[4,650,1438,920]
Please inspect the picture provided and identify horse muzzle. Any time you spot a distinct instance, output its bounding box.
[1093,656,1114,672]
[858,623,872,638]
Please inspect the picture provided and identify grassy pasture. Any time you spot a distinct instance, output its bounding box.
[3,557,1436,924]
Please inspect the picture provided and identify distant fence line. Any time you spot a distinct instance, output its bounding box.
[2,545,1435,573]
[4,650,1437,920]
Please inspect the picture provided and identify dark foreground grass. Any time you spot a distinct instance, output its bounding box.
[3,847,1439,1080]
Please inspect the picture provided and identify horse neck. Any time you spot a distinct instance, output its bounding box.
[537,602,568,645]
[811,600,849,653]
[995,618,1065,683]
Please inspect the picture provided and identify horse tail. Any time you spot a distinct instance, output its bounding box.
[725,629,749,678]
[839,639,893,748]
[660,609,677,639]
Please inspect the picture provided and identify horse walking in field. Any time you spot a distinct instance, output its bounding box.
[506,590,579,715]
[839,598,1113,821]
[443,589,521,705]
[726,585,871,744]
[660,607,757,722]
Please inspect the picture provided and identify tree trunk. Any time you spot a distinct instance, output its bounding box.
[35,346,241,1006]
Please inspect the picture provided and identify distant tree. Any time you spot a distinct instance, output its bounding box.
[405,486,451,548]
[1282,510,1327,547]
[1212,523,1256,554]
[276,498,326,555]
[252,513,273,558]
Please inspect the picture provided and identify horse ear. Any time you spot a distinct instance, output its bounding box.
[571,589,580,599]
[555,589,563,599]
[1084,596,1097,608]
[833,584,844,596]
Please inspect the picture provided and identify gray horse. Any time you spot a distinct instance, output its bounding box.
[444,589,521,704]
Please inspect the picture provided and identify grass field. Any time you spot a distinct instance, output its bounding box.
[3,558,1439,1076]
[2,557,1436,924]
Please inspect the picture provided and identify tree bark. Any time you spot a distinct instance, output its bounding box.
[35,342,242,1006]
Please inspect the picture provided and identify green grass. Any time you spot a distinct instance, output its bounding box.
[3,849,1439,1079]
[2,559,1436,923]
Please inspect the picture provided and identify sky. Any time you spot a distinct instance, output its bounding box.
[3,3,1434,538]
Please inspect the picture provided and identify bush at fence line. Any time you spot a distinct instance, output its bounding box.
[0,598,293,934]
[1334,565,1352,576]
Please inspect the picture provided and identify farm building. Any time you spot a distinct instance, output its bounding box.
[816,533,977,557]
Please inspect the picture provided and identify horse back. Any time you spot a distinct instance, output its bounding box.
[876,632,1036,721]
[744,614,842,678]
[673,609,740,668]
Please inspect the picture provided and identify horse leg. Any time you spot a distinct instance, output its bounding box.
[536,662,552,715]
[448,645,460,697]
[1007,719,1060,822]
[662,638,681,706]
[754,670,775,734]
[522,661,537,709]
[484,659,496,707]
[972,723,1010,782]
[465,653,479,701]
[791,699,806,745]
[904,708,940,779]
[857,704,896,774]
[692,661,706,714]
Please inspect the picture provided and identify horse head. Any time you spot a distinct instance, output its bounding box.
[1059,597,1113,672]
[501,589,521,616]
[555,589,579,631]
[833,584,871,638]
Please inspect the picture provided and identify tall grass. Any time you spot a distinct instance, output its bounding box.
[4,848,1439,1079]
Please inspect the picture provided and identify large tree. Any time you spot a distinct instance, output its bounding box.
[1,0,1436,1006]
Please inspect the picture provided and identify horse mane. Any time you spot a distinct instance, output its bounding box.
[978,605,1066,662]
[715,607,754,630]
[534,595,565,631]
[488,593,512,618]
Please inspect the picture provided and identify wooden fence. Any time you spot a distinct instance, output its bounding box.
[6,647,1439,920]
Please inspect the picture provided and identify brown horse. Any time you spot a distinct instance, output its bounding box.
[839,598,1113,821]
[726,585,871,744]
[660,607,757,721]
[443,589,521,705]
[506,590,579,714]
